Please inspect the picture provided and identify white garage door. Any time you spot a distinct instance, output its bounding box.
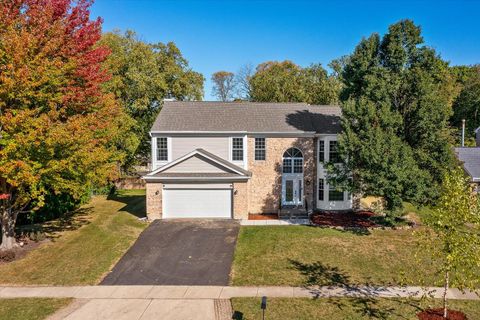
[163,187,232,219]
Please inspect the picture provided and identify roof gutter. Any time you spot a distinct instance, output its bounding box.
[143,176,250,182]
[150,131,317,137]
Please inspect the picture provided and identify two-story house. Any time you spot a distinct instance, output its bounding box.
[144,101,352,220]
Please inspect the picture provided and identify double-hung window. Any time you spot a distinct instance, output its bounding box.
[329,141,341,163]
[232,138,244,161]
[156,137,168,161]
[328,186,344,201]
[318,178,325,201]
[319,140,325,163]
[255,138,266,161]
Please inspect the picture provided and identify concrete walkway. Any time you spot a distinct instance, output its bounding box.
[1,285,477,320]
[0,285,478,300]
[240,219,310,225]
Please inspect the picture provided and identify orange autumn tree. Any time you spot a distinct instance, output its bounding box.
[0,0,129,249]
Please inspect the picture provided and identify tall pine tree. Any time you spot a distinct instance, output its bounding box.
[336,20,456,213]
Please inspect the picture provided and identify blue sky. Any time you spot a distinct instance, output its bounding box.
[91,0,480,100]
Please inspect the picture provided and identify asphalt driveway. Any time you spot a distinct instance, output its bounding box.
[101,219,240,285]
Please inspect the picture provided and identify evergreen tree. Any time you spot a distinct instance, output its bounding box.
[335,20,456,213]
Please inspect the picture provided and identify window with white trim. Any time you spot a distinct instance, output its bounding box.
[156,137,168,161]
[255,138,266,161]
[319,140,325,163]
[282,148,303,173]
[328,186,344,201]
[232,137,244,161]
[318,178,324,201]
[329,141,341,163]
[293,158,303,173]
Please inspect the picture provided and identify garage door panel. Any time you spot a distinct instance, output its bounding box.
[163,189,232,218]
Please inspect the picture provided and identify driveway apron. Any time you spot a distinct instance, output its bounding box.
[100,219,240,285]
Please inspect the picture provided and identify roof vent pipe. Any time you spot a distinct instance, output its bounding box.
[462,119,465,147]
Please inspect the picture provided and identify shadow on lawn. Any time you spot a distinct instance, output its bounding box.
[106,191,146,219]
[17,206,93,241]
[330,297,397,319]
[289,259,351,286]
[307,223,372,236]
[288,259,418,319]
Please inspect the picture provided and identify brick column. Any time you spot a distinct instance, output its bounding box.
[146,182,162,220]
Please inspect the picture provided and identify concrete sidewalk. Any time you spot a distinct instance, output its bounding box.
[1,285,476,320]
[47,298,219,320]
[0,285,478,300]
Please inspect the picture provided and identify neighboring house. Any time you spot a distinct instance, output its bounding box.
[455,146,480,183]
[143,101,352,220]
[455,127,480,184]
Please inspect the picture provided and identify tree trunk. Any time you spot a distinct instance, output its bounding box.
[443,270,449,319]
[0,208,17,250]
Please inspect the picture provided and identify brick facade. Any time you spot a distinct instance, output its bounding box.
[144,136,317,219]
[233,181,249,219]
[247,136,316,214]
[146,182,162,220]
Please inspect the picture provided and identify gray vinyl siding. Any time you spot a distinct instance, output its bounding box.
[163,155,232,173]
[171,137,230,160]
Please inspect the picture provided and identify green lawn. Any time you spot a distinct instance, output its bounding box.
[231,226,435,286]
[0,298,72,320]
[0,190,147,285]
[402,202,434,223]
[231,297,480,320]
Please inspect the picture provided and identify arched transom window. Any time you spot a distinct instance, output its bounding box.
[282,148,303,173]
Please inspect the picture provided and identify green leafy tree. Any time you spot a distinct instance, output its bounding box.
[250,61,306,102]
[451,66,480,143]
[302,63,341,105]
[0,0,128,249]
[335,19,457,214]
[211,71,235,101]
[249,60,340,104]
[99,31,204,170]
[419,167,480,318]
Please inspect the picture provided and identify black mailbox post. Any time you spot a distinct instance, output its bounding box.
[261,296,267,320]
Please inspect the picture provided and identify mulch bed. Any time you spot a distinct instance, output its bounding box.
[417,308,467,320]
[0,237,48,265]
[248,213,279,220]
[310,210,381,228]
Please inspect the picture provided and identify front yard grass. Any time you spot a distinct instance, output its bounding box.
[231,297,480,320]
[0,298,72,320]
[231,226,435,286]
[0,190,147,285]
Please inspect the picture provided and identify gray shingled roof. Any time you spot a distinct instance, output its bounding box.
[151,101,341,134]
[455,147,480,181]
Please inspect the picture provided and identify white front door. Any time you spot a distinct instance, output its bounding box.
[282,176,303,206]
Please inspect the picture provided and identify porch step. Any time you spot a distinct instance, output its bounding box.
[279,216,309,220]
[279,207,309,220]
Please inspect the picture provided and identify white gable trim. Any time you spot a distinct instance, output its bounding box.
[146,149,248,176]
